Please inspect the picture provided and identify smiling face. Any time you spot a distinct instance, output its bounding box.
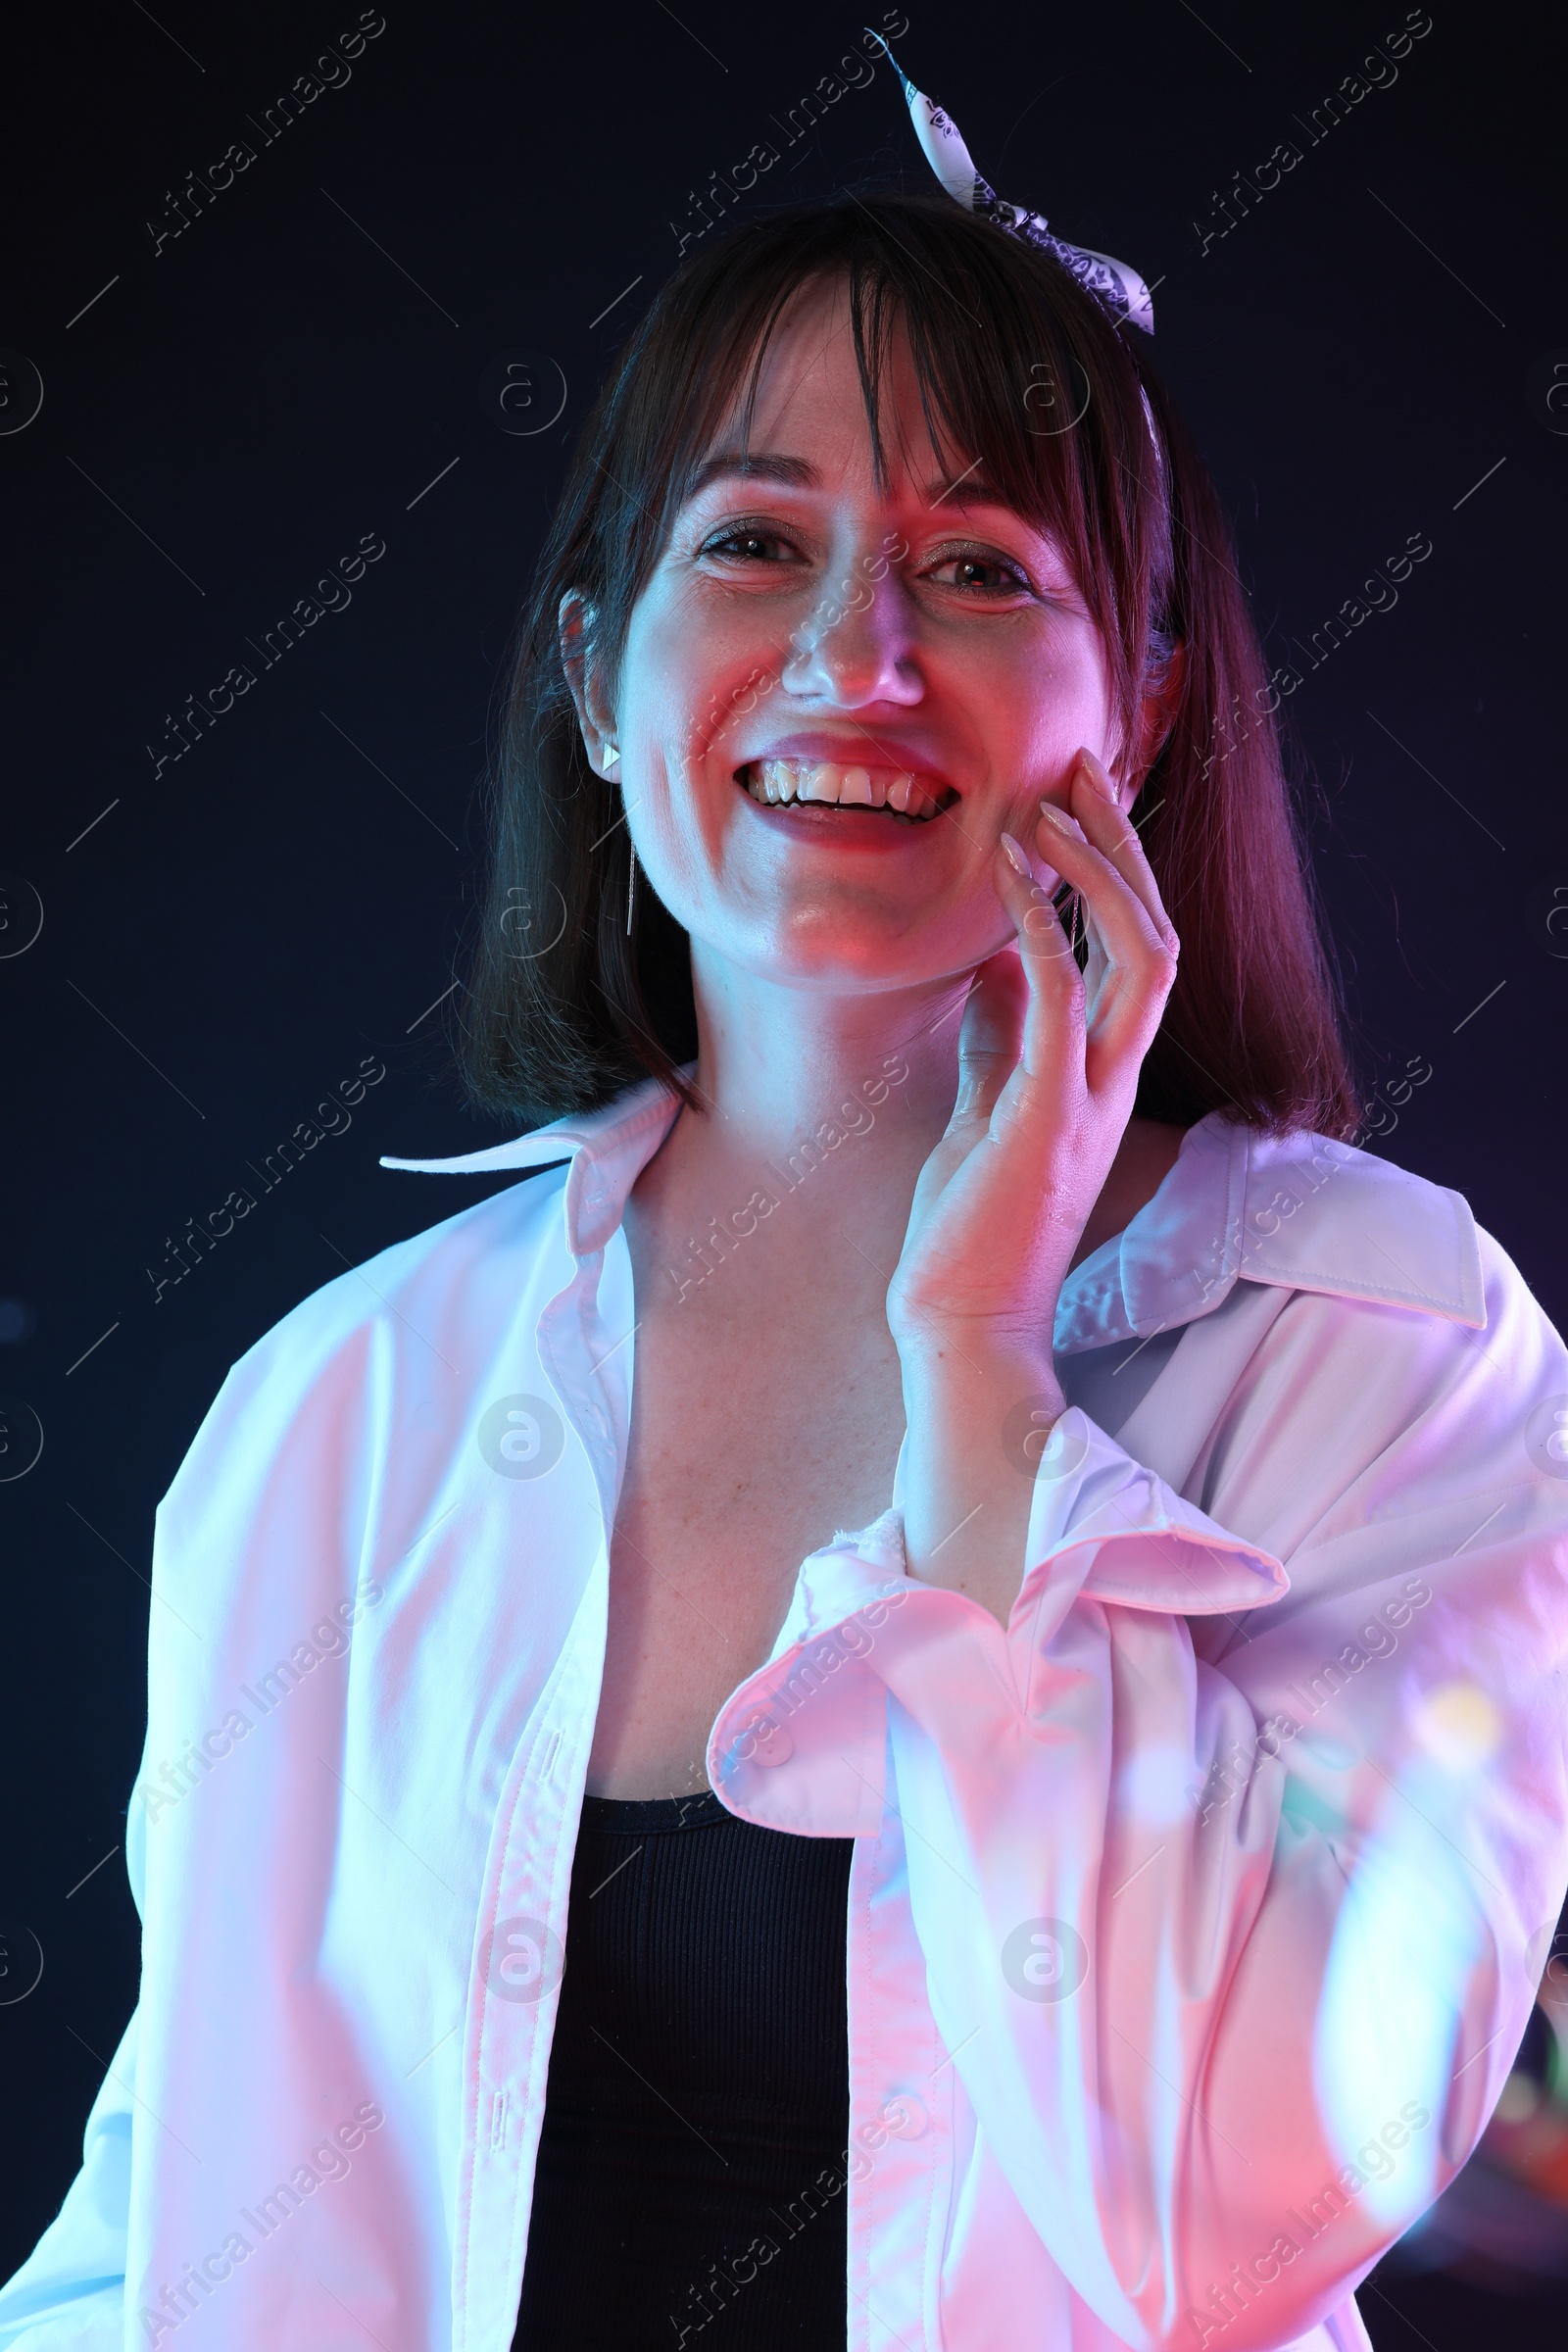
[571,275,1129,999]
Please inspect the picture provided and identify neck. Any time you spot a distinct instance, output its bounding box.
[680,945,968,1168]
[621,948,966,1306]
[628,945,1187,1293]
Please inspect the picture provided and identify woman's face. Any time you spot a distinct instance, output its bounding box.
[580,277,1125,996]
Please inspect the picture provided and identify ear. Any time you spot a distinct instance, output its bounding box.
[1111,639,1188,812]
[559,591,620,777]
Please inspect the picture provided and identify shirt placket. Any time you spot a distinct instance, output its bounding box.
[453,1178,636,2352]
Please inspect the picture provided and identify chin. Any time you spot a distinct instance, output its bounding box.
[729,908,983,996]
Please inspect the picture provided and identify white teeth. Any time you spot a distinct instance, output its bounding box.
[888,774,939,817]
[745,759,942,819]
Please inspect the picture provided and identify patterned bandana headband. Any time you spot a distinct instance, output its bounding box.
[873,35,1155,336]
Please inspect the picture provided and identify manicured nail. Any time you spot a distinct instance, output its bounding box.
[1000,831,1030,876]
[1039,801,1084,838]
[1076,749,1116,800]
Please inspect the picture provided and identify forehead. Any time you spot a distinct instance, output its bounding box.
[700,277,948,496]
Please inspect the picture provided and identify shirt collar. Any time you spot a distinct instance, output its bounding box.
[384,1088,1485,1344]
[381,1069,688,1259]
[1053,1112,1485,1347]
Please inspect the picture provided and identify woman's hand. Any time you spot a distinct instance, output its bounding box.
[888,747,1179,1619]
[889,746,1179,1348]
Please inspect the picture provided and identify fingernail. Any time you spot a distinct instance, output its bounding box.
[1076,749,1116,800]
[1000,831,1030,875]
[1039,801,1083,838]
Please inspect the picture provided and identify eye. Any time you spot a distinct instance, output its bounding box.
[699,522,806,566]
[922,548,1034,598]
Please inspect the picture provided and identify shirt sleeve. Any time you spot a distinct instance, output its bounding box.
[0,1263,389,2348]
[0,1264,375,2348]
[710,1229,1568,2350]
[0,1788,148,2346]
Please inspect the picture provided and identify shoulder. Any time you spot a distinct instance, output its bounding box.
[1168,1135,1568,1585]
[1152,1113,1566,1432]
[1216,1127,1567,1501]
[244,1163,569,1380]
[1231,1123,1488,1327]
[1106,1115,1497,1350]
[161,1166,571,1515]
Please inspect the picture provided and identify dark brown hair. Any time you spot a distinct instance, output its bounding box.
[461,189,1357,1140]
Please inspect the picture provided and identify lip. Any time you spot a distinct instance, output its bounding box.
[731,733,959,841]
[734,789,952,846]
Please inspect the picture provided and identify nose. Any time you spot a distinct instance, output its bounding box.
[779,546,923,709]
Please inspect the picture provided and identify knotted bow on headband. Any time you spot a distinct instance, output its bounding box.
[874,36,1155,335]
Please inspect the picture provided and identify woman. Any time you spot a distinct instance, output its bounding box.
[4,184,1568,2352]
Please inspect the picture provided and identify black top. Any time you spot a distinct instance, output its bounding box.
[512,1790,856,2350]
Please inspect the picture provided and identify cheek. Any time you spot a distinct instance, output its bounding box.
[626,586,786,775]
[1017,622,1115,749]
[939,619,1112,816]
[614,596,771,915]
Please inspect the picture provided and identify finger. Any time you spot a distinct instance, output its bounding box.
[1067,748,1179,951]
[1030,807,1175,1069]
[1081,894,1110,1005]
[991,836,1086,1101]
[908,942,1029,1217]
[1034,802,1170,974]
[950,944,1028,1130]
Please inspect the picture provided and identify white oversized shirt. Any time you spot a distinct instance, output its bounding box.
[4,1078,1568,2352]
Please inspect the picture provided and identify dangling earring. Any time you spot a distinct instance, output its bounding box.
[626,844,637,935]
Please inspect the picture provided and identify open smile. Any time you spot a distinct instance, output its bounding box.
[737,759,956,823]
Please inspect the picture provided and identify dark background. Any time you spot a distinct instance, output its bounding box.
[3,1,1565,2341]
